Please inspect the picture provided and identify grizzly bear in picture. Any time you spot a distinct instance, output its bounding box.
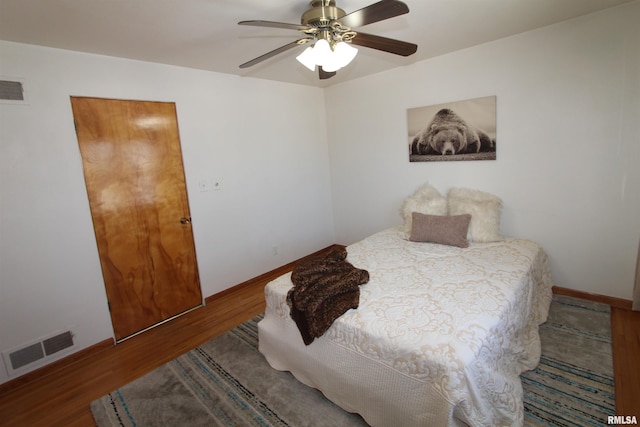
[410,108,495,156]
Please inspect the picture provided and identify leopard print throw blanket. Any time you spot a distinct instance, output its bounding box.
[287,246,369,345]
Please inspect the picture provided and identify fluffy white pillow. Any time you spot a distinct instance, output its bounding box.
[400,182,448,236]
[447,187,503,242]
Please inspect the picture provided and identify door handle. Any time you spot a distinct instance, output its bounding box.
[180,217,191,224]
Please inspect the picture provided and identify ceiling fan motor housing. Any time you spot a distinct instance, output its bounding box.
[302,0,346,26]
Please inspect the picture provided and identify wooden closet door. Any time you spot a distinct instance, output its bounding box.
[71,97,202,341]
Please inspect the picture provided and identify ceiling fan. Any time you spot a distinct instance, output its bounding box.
[238,0,417,80]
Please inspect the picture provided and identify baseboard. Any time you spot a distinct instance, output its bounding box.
[0,245,342,396]
[205,244,344,305]
[0,338,114,397]
[8,250,616,397]
[552,286,633,310]
[205,254,635,310]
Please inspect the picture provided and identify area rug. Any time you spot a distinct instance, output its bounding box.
[91,295,615,427]
[522,295,615,426]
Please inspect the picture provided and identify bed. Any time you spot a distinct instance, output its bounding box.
[258,187,554,427]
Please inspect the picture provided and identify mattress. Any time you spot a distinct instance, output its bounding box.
[258,227,553,426]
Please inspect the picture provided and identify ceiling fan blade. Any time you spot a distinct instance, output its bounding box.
[319,67,337,80]
[238,20,310,31]
[239,39,311,69]
[350,32,417,56]
[339,0,409,29]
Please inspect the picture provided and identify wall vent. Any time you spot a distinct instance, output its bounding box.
[0,80,24,101]
[2,330,76,376]
[8,343,44,370]
[43,331,74,356]
[0,77,28,104]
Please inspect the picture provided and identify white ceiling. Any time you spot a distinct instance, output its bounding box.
[0,0,634,87]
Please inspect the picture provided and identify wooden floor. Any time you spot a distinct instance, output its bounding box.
[0,263,638,425]
[611,306,640,416]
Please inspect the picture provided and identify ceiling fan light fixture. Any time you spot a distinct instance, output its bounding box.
[312,38,332,65]
[296,46,317,71]
[296,39,358,72]
[332,41,358,69]
[295,38,330,70]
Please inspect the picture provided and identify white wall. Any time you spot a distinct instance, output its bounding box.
[0,42,335,383]
[325,2,640,300]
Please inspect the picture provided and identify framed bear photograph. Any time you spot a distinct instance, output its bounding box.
[407,96,496,162]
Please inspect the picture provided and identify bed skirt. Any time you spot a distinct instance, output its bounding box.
[259,311,471,427]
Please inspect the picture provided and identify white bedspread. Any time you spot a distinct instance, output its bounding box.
[259,227,553,426]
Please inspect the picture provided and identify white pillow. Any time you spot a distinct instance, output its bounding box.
[400,183,448,236]
[447,187,503,242]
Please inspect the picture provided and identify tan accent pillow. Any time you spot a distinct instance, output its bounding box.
[409,212,471,248]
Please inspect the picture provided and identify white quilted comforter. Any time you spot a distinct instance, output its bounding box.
[259,227,553,426]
